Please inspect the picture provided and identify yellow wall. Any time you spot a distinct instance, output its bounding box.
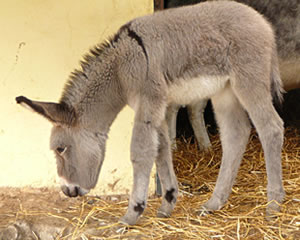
[0,0,154,195]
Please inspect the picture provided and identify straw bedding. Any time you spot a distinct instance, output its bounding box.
[0,128,299,239]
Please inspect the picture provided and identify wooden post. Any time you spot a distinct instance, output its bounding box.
[154,0,164,11]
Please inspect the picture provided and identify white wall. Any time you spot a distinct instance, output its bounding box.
[0,0,154,195]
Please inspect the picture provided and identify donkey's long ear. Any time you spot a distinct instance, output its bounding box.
[16,96,76,126]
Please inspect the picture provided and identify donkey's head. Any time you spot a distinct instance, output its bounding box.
[16,96,107,197]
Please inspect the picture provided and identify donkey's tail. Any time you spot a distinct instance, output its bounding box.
[270,48,285,106]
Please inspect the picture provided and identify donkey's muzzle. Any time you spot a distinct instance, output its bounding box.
[61,185,89,198]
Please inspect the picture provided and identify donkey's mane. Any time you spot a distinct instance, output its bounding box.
[60,35,118,109]
[59,21,148,111]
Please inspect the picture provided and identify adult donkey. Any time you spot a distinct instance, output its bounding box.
[16,1,285,225]
[166,0,300,150]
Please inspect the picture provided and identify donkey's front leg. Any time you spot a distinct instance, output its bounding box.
[120,118,159,225]
[156,120,178,218]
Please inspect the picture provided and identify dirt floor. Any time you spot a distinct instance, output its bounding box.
[0,128,299,240]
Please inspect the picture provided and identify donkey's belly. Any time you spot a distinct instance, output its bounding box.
[168,75,229,105]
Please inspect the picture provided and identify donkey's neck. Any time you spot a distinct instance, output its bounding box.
[60,42,125,133]
[78,76,125,133]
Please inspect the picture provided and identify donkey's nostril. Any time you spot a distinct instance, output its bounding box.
[60,184,89,198]
[61,185,71,197]
[61,185,79,198]
[68,186,79,197]
[74,186,79,197]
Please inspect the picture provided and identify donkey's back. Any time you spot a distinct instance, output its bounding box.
[120,1,280,107]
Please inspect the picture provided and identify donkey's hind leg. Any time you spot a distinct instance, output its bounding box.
[156,120,178,218]
[232,79,285,215]
[202,86,251,212]
[187,99,211,151]
[166,104,181,149]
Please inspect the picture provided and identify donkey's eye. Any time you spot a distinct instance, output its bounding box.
[56,147,66,154]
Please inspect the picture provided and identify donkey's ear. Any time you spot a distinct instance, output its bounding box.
[16,96,76,125]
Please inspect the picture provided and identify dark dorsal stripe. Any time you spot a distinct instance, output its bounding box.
[126,28,149,64]
[113,22,149,77]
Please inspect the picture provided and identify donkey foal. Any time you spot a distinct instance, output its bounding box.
[17,1,285,225]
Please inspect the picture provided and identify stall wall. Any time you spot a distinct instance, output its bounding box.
[0,0,154,195]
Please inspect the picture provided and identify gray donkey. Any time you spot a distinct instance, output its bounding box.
[16,1,285,225]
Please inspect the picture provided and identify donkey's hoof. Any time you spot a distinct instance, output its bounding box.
[113,223,129,235]
[266,201,281,221]
[157,210,171,218]
[119,215,138,226]
[267,201,281,212]
[197,206,212,216]
[265,210,279,222]
[157,203,174,218]
[201,198,223,212]
[265,212,279,222]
